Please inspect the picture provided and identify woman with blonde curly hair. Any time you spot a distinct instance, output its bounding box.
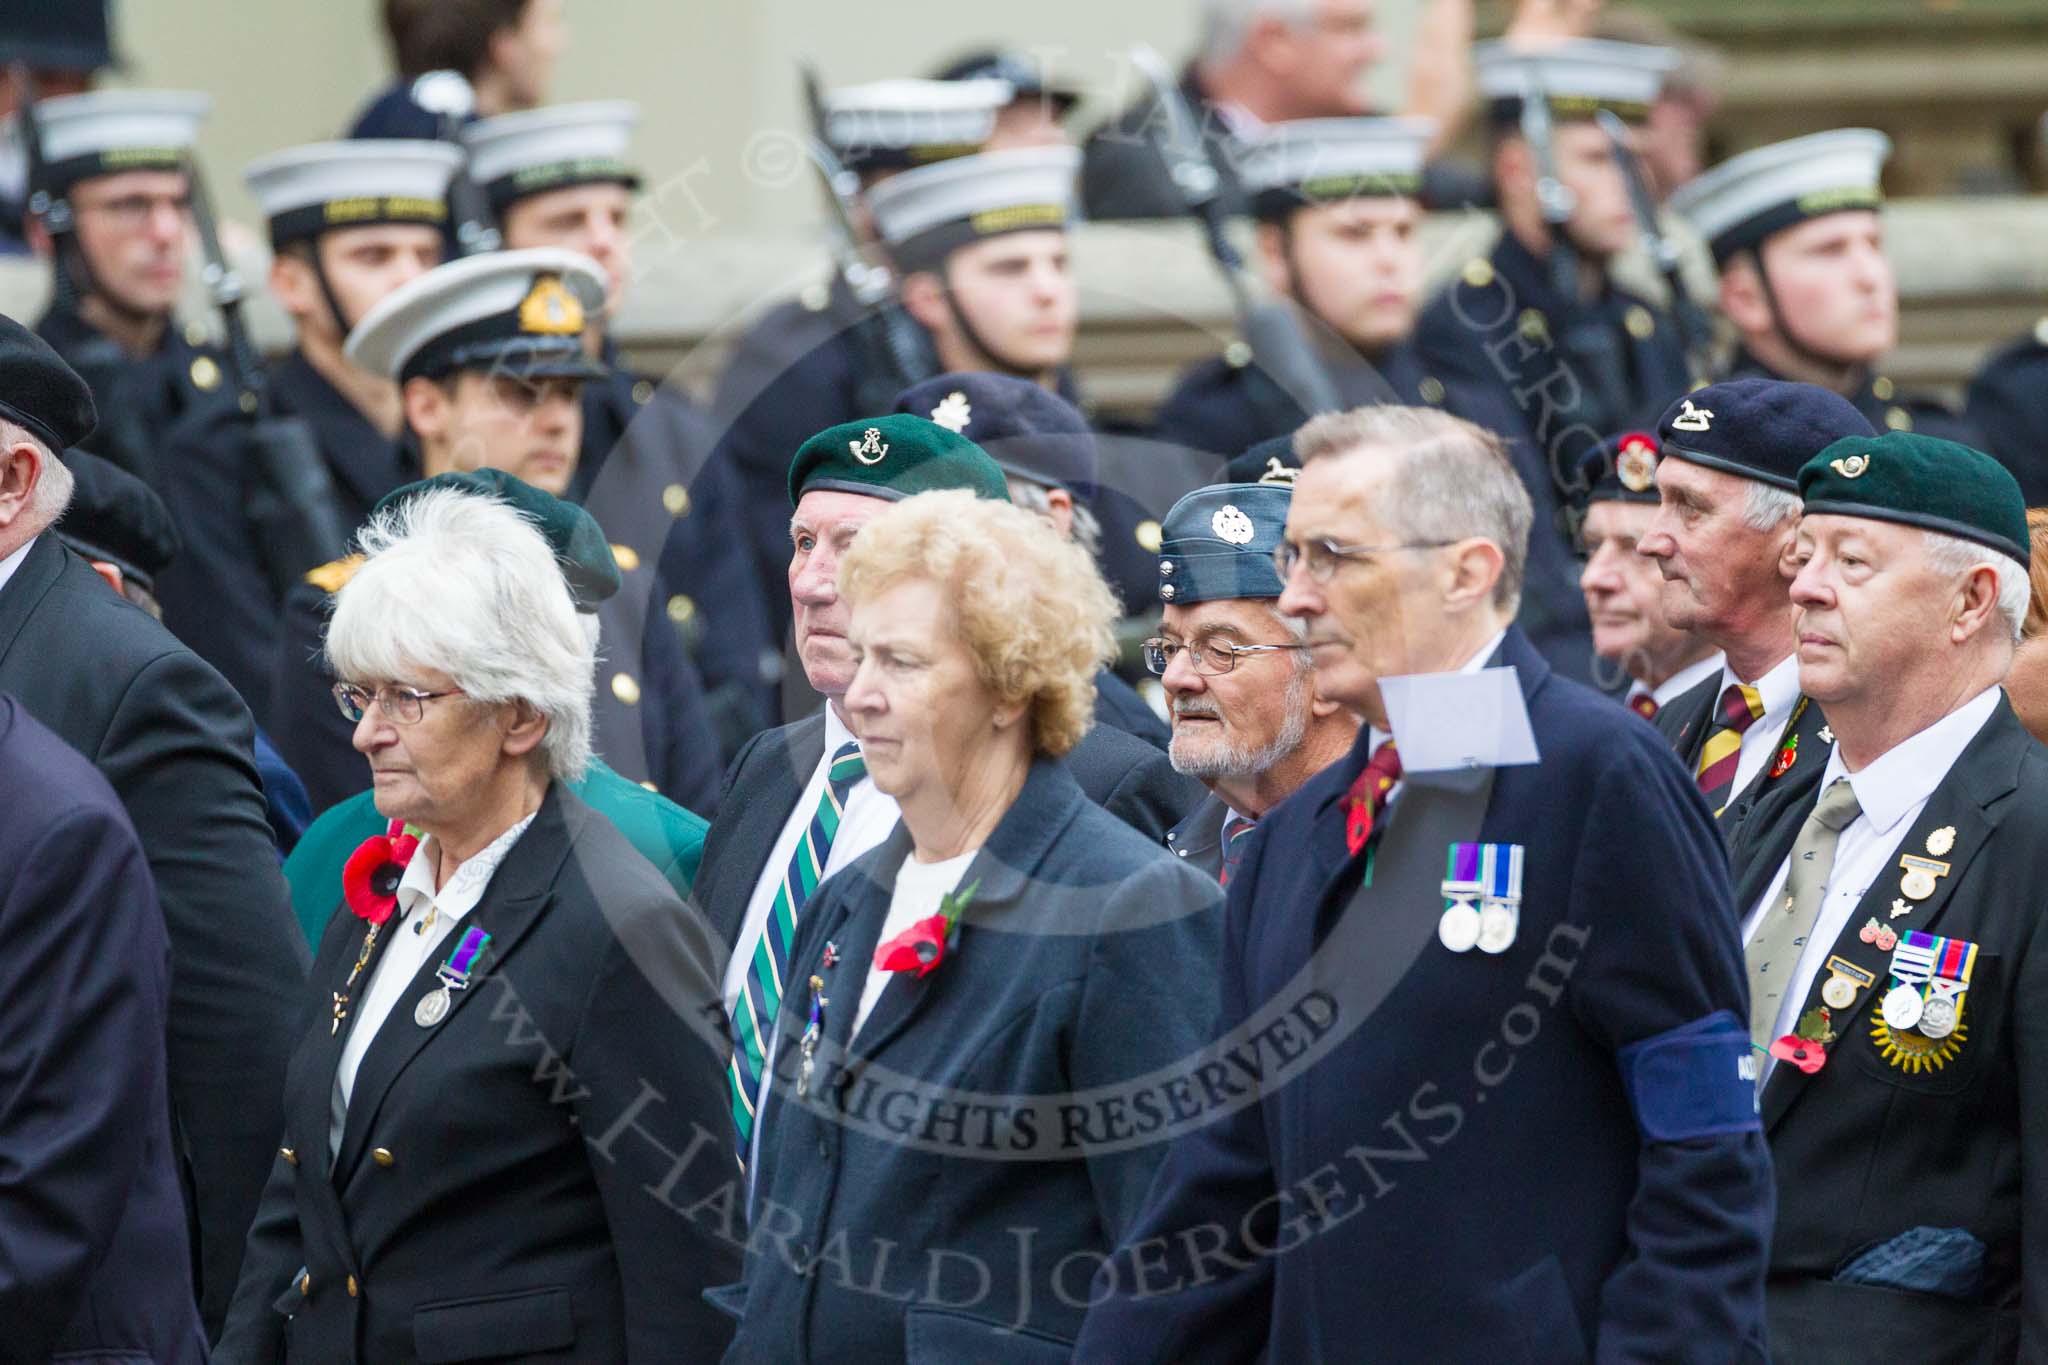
[716,489,1225,1365]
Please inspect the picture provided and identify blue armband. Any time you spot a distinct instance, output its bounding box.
[1616,1011,1761,1142]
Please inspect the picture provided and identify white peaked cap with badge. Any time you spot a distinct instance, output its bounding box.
[1474,38,1677,111]
[866,144,1080,248]
[823,78,1011,153]
[460,100,639,187]
[243,140,463,220]
[1236,116,1437,195]
[345,247,606,381]
[1668,129,1893,260]
[15,88,210,162]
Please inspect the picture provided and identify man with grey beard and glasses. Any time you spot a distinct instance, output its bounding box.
[1147,470,1360,881]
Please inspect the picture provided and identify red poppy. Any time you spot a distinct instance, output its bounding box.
[1768,1034,1828,1074]
[875,914,952,978]
[342,819,420,925]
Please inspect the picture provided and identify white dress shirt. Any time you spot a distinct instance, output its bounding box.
[1712,653,1803,800]
[329,813,535,1156]
[722,706,900,1013]
[1626,651,1726,713]
[1368,627,1509,806]
[1743,686,2001,1057]
[851,848,977,1038]
[0,536,33,599]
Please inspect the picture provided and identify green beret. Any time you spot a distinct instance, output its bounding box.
[1799,432,2030,565]
[787,413,1011,507]
[371,468,621,610]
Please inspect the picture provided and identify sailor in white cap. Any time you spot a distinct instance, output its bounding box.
[1412,37,1693,686]
[1671,129,1977,444]
[466,100,778,764]
[706,74,1011,653]
[16,90,223,472]
[279,248,724,814]
[1155,116,1506,463]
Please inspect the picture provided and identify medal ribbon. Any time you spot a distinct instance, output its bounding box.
[435,926,492,991]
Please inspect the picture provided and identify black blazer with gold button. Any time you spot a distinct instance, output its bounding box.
[216,782,741,1364]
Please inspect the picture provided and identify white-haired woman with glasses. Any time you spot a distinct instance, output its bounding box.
[217,486,738,1364]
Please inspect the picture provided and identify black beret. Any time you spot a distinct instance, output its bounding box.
[371,468,621,610]
[54,448,179,589]
[0,311,97,453]
[892,372,1097,493]
[1799,432,2030,565]
[788,413,1010,507]
[1576,430,1661,507]
[1656,378,1873,491]
[1220,433,1300,487]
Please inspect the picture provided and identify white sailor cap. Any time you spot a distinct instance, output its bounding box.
[345,247,607,384]
[823,78,1010,173]
[866,145,1078,270]
[460,101,641,213]
[1474,39,1676,124]
[244,140,461,248]
[1669,129,1893,265]
[16,90,209,195]
[1237,116,1436,220]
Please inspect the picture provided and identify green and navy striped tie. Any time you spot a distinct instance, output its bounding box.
[730,740,865,1156]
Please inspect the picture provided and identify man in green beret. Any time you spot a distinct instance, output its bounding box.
[1724,431,2048,1359]
[694,412,1199,1169]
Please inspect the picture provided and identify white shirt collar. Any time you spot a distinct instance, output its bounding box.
[1650,651,1726,708]
[394,814,537,928]
[1822,686,2002,837]
[1720,651,1801,719]
[0,536,34,599]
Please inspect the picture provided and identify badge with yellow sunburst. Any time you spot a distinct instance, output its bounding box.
[518,274,584,336]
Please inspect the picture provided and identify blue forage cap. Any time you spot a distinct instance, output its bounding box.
[1157,482,1292,605]
[1656,377,1875,491]
[892,371,1097,493]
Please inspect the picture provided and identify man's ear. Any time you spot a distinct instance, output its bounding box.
[898,269,949,333]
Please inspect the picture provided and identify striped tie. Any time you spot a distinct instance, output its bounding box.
[729,740,866,1155]
[1695,682,1765,815]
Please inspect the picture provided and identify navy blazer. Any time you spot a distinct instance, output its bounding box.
[719,756,1225,1363]
[1075,627,1773,1364]
[217,783,739,1363]
[0,695,208,1364]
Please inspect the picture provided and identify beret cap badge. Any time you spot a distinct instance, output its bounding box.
[1670,398,1714,433]
[850,427,890,465]
[1830,452,1871,479]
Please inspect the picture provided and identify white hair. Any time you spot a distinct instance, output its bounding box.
[3,419,74,533]
[1740,481,1803,533]
[325,487,596,782]
[1921,529,2029,645]
[1198,0,1319,64]
[1006,477,1103,561]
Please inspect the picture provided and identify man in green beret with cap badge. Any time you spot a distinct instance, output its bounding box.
[1147,472,1360,881]
[693,411,1199,1173]
[1723,430,2048,1361]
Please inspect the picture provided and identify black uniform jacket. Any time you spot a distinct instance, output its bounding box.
[0,695,210,1365]
[1726,697,2048,1364]
[217,782,741,1363]
[717,755,1224,1362]
[1073,628,1773,1364]
[0,534,308,1335]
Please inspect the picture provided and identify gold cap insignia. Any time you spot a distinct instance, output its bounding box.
[1256,457,1297,487]
[1670,398,1713,433]
[929,391,972,433]
[518,274,583,336]
[850,427,889,464]
[1829,453,1871,479]
[1617,433,1657,493]
[1211,504,1255,545]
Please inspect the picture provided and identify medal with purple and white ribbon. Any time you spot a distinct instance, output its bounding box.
[415,925,491,1028]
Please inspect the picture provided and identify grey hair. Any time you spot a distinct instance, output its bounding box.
[1006,477,1102,561]
[1741,481,1803,533]
[1198,0,1320,64]
[1293,405,1533,611]
[1921,530,2029,645]
[3,419,73,533]
[325,487,596,782]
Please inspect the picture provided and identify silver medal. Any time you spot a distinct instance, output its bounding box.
[414,986,451,1028]
[1438,900,1481,954]
[1881,983,1924,1032]
[1477,903,1518,955]
[1918,995,1958,1040]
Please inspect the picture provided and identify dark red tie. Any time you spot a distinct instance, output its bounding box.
[1629,692,1659,721]
[1218,814,1255,887]
[1343,741,1402,856]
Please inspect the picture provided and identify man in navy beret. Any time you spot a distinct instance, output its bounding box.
[1732,431,2048,1360]
[1147,473,1359,880]
[1638,377,1875,840]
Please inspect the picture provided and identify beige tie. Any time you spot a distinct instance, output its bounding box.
[1746,777,1863,1048]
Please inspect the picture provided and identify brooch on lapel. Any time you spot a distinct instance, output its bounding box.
[1872,931,1978,1072]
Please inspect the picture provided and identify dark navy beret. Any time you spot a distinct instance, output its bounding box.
[55,448,179,588]
[1656,378,1873,491]
[1800,432,2030,565]
[1220,432,1300,487]
[892,372,1097,493]
[1158,482,1292,605]
[372,468,621,610]
[1576,429,1661,507]
[0,311,97,454]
